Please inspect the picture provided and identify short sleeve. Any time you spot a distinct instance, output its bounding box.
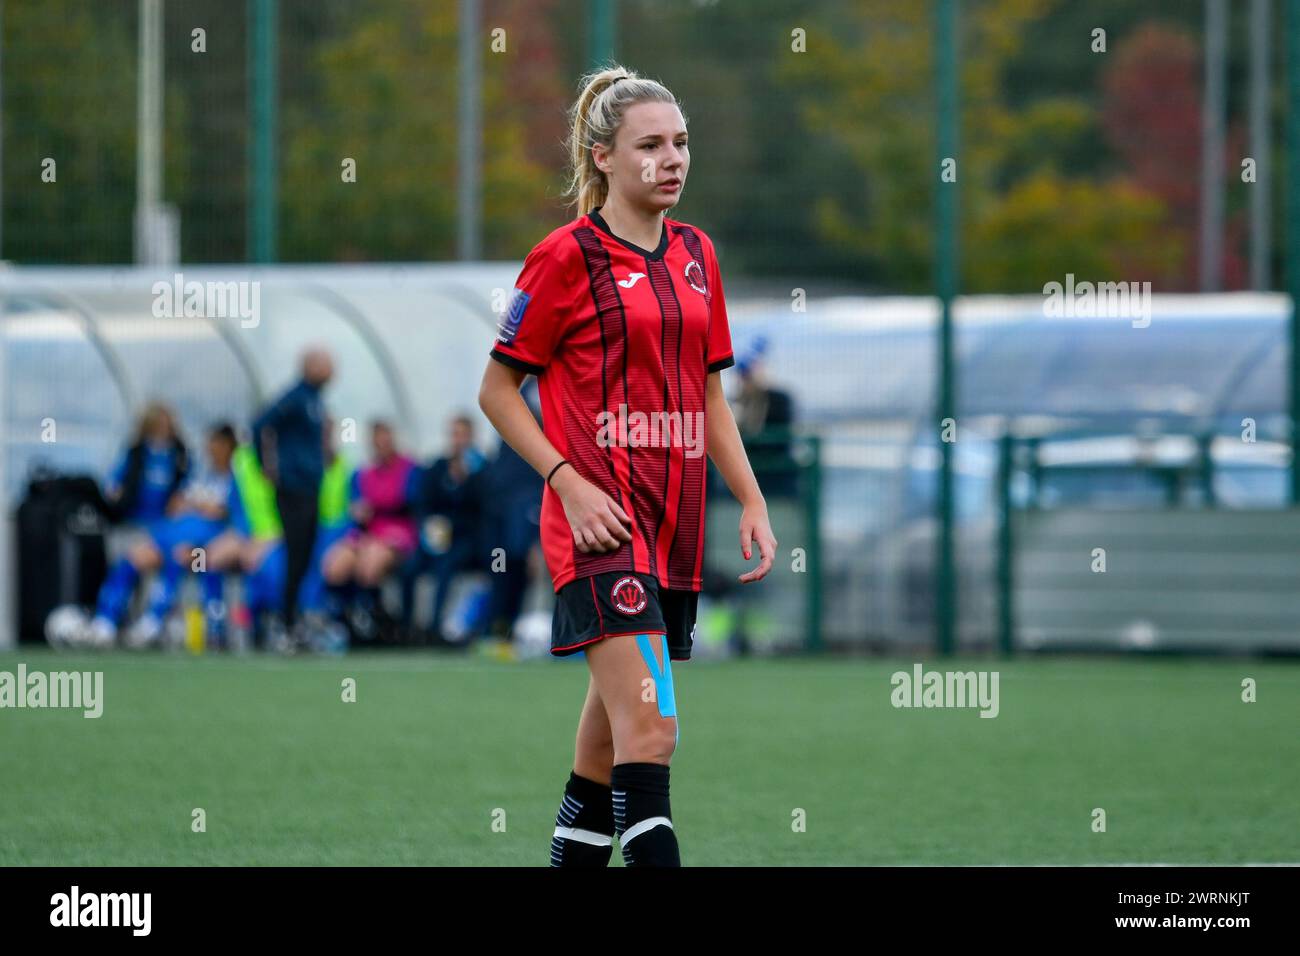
[490,241,576,375]
[704,239,735,373]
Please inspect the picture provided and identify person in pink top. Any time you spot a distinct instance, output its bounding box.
[321,420,417,638]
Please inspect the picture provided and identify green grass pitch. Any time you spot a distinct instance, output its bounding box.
[1,648,1296,865]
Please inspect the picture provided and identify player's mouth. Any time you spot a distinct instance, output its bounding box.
[657,179,681,193]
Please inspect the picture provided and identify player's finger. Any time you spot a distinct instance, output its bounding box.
[591,522,621,552]
[602,506,633,542]
[605,496,633,529]
[740,533,776,583]
[574,527,593,553]
[739,522,753,561]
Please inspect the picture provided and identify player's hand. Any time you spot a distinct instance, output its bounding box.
[552,466,632,554]
[738,502,776,584]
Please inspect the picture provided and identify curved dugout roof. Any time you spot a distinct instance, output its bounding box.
[0,265,516,504]
[1,268,1293,506]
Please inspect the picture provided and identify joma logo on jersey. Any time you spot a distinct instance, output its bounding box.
[611,576,648,615]
[497,288,532,344]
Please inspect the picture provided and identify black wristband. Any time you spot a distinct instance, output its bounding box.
[546,459,571,488]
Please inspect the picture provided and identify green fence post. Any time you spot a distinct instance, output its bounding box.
[247,0,278,263]
[804,433,823,653]
[588,0,616,67]
[1198,432,1217,507]
[997,431,1014,656]
[933,0,959,657]
[1289,0,1300,502]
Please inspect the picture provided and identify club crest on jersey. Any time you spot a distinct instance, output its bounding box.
[610,576,648,615]
[684,260,707,295]
[497,288,532,344]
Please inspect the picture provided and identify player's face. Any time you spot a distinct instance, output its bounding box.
[144,409,175,445]
[450,420,472,455]
[604,101,689,213]
[208,436,234,470]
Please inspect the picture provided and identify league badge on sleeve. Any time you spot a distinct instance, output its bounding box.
[497,288,532,344]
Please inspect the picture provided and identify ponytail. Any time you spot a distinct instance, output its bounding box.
[565,64,682,217]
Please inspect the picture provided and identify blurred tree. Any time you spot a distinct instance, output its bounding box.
[280,0,569,262]
[1100,23,1246,290]
[969,171,1183,290]
[2,0,187,264]
[782,0,1195,293]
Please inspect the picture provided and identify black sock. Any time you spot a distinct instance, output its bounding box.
[611,762,680,867]
[549,771,615,867]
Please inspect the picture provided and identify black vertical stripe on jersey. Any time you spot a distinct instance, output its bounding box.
[668,225,711,587]
[573,226,635,577]
[658,234,693,587]
[646,255,684,582]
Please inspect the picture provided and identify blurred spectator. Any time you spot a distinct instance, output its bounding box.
[237,424,355,648]
[86,422,242,647]
[407,413,487,639]
[321,420,418,641]
[479,381,543,643]
[252,347,333,633]
[731,336,798,498]
[105,401,190,526]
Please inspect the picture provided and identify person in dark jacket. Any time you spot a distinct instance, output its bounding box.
[252,348,334,631]
[408,414,486,638]
[480,379,543,643]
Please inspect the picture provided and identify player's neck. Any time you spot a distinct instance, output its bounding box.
[596,197,664,252]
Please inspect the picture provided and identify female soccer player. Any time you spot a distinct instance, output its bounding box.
[478,65,776,867]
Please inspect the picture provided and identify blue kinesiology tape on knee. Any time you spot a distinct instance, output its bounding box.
[636,633,677,719]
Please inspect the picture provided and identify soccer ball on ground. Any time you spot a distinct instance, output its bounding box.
[45,605,89,649]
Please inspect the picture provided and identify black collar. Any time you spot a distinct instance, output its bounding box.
[588,207,670,260]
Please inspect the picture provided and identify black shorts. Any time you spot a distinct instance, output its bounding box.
[551,571,698,662]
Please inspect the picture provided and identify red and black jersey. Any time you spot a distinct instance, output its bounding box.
[490,208,735,594]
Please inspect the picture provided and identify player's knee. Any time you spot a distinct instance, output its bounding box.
[622,717,677,764]
[357,558,385,588]
[132,542,161,572]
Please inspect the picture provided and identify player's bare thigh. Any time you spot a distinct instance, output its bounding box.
[585,634,677,766]
[355,537,400,587]
[322,538,358,584]
[198,529,244,570]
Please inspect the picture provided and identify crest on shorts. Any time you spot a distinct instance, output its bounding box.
[610,576,648,615]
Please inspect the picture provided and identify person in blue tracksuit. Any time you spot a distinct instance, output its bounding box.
[89,423,243,646]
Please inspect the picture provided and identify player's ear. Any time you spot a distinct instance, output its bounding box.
[592,141,612,175]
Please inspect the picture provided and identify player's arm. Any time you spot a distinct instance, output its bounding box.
[477,359,631,554]
[705,371,776,583]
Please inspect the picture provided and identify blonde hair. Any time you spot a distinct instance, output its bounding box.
[135,401,177,445]
[566,64,684,217]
